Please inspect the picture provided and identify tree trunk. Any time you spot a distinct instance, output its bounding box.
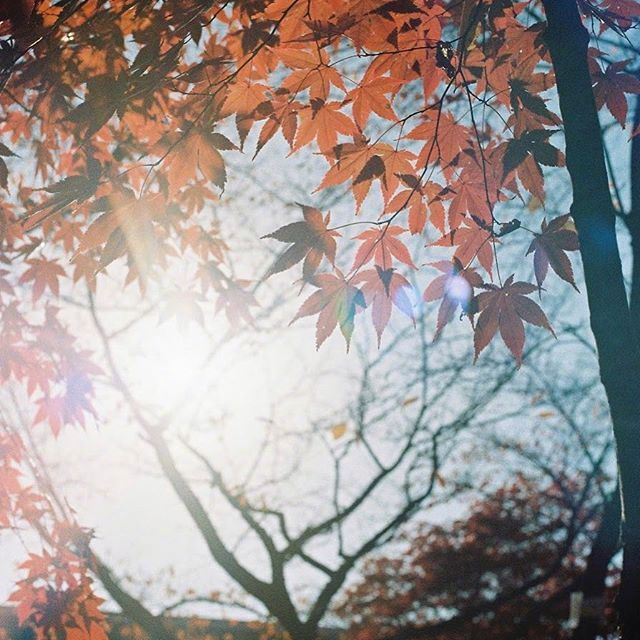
[571,487,621,640]
[628,90,640,333]
[571,80,640,640]
[541,2,640,637]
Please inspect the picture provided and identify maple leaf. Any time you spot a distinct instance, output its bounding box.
[75,192,161,281]
[526,214,580,290]
[406,112,470,167]
[11,572,107,640]
[23,161,101,230]
[194,261,257,325]
[51,370,96,433]
[354,266,415,344]
[386,185,425,235]
[509,77,560,126]
[502,129,563,178]
[590,56,640,127]
[281,59,346,101]
[66,74,128,137]
[213,277,258,327]
[515,155,546,202]
[263,205,339,279]
[318,139,415,209]
[294,99,358,154]
[18,259,65,302]
[498,129,564,201]
[253,91,300,157]
[348,76,401,130]
[445,148,501,228]
[291,272,366,349]
[373,0,421,16]
[290,14,354,45]
[351,225,416,272]
[473,276,555,365]
[447,176,493,229]
[423,258,483,335]
[431,222,494,275]
[384,175,446,236]
[162,128,237,194]
[353,154,386,186]
[221,79,269,117]
[576,0,640,33]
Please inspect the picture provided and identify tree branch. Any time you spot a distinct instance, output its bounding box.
[93,556,172,640]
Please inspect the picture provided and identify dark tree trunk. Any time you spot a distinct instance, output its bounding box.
[571,487,621,640]
[541,2,640,638]
[571,80,640,640]
[628,89,640,332]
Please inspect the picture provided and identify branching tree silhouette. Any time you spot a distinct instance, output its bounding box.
[1,0,640,638]
[12,295,543,640]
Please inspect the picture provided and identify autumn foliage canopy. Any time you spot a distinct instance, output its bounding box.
[338,477,610,640]
[0,0,639,637]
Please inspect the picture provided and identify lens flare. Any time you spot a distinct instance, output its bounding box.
[444,275,472,305]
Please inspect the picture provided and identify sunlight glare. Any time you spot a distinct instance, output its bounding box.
[125,319,211,411]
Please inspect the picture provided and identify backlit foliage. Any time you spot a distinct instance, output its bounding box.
[0,0,638,637]
[337,477,616,639]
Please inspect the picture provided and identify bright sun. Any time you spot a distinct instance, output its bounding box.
[96,292,353,467]
[122,317,214,413]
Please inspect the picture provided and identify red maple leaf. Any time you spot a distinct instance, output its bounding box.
[19,259,66,302]
[590,56,640,127]
[526,214,580,289]
[473,276,555,365]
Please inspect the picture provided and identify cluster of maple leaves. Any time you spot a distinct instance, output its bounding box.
[0,0,638,637]
[0,431,107,639]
